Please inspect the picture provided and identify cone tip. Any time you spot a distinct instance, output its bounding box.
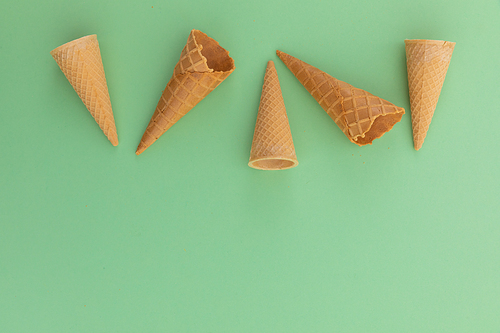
[108,133,119,146]
[135,144,145,155]
[276,50,293,64]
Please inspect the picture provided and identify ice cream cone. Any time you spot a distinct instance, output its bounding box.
[405,39,455,150]
[136,30,235,155]
[249,61,298,170]
[50,35,118,146]
[276,50,405,146]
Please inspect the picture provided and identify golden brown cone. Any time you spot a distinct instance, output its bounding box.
[405,39,455,150]
[249,61,298,170]
[136,30,235,155]
[50,35,118,146]
[276,50,405,146]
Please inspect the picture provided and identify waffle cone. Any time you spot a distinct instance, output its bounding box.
[136,30,235,155]
[405,39,455,150]
[249,61,298,170]
[50,35,118,146]
[276,50,404,146]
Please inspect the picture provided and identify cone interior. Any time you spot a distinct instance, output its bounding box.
[194,30,234,72]
[354,113,404,145]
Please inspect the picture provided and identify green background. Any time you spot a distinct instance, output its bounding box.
[1,0,499,331]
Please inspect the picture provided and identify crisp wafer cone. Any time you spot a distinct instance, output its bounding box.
[276,50,405,146]
[405,39,455,150]
[50,35,118,146]
[249,61,298,170]
[136,30,235,155]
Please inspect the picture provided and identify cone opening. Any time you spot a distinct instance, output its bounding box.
[248,158,298,170]
[193,30,234,72]
[50,35,97,56]
[353,112,404,145]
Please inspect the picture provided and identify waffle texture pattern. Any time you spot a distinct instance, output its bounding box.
[51,35,118,146]
[405,39,455,150]
[136,30,235,155]
[277,50,404,146]
[249,61,298,170]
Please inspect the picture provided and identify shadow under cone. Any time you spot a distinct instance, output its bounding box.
[51,35,118,146]
[249,61,298,170]
[276,50,404,146]
[136,30,235,155]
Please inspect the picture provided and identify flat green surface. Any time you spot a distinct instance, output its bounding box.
[1,0,500,331]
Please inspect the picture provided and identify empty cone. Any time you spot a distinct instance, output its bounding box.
[136,30,235,155]
[50,35,118,146]
[405,39,455,150]
[276,50,405,146]
[249,61,298,170]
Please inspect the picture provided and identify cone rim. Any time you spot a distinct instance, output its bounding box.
[50,34,97,56]
[190,29,235,74]
[248,157,299,170]
[404,39,456,46]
